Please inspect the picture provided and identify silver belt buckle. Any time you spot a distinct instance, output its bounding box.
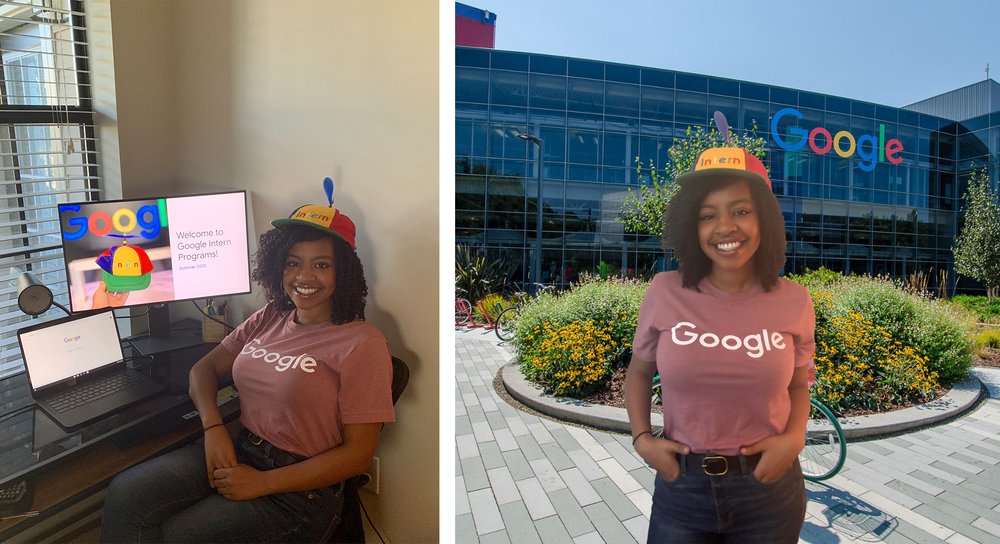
[701,455,729,476]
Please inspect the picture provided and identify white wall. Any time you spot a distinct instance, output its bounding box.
[106,1,440,541]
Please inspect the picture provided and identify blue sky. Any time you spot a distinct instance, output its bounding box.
[475,0,999,107]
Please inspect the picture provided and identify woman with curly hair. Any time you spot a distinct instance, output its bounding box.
[625,146,815,543]
[100,185,394,543]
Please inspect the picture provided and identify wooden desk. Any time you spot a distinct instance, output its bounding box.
[0,343,240,542]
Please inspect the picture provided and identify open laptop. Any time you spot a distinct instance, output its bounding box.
[17,309,164,429]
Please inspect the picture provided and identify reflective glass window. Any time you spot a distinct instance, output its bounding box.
[457,120,473,156]
[852,101,875,118]
[825,96,850,114]
[530,74,566,110]
[492,51,529,71]
[530,55,566,75]
[606,64,640,83]
[641,86,673,121]
[568,165,599,182]
[799,92,824,109]
[958,131,989,162]
[706,95,738,131]
[675,90,707,125]
[540,126,566,162]
[490,71,528,106]
[487,177,526,212]
[568,59,603,79]
[568,129,601,164]
[740,100,767,133]
[567,78,604,113]
[676,73,707,92]
[456,67,489,103]
[456,47,490,67]
[740,82,768,101]
[604,132,628,168]
[543,163,565,181]
[605,82,639,117]
[472,121,488,157]
[457,175,486,210]
[771,87,796,106]
[898,109,918,127]
[641,69,673,88]
[875,106,897,123]
[708,78,739,97]
[603,167,626,183]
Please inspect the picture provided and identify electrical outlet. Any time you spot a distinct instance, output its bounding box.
[362,456,380,494]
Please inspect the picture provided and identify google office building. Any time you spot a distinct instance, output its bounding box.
[455,41,1000,293]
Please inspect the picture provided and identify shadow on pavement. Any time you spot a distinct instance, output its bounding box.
[802,481,899,543]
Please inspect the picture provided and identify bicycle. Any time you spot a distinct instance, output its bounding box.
[494,283,555,342]
[455,288,474,327]
[800,397,847,481]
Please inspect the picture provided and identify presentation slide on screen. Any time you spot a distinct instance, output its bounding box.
[59,192,250,311]
[167,193,250,300]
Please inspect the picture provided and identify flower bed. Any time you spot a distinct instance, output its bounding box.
[512,270,977,417]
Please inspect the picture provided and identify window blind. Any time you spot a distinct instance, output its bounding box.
[0,0,98,377]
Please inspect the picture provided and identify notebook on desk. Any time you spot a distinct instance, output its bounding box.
[17,309,164,429]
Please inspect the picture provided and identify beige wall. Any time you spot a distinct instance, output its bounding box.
[106,1,440,541]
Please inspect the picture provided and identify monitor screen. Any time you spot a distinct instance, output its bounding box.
[57,191,251,313]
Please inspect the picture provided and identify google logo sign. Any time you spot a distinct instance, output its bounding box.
[770,107,903,172]
[60,200,168,241]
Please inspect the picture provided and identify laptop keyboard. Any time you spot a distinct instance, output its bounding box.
[47,371,146,413]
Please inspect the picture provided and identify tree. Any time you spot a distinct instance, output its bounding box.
[617,122,767,237]
[953,168,1000,301]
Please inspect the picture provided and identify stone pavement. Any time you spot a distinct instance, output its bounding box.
[456,327,1000,544]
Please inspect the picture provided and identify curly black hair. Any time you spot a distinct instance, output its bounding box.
[662,176,786,292]
[251,224,367,324]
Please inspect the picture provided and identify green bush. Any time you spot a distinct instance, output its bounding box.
[791,274,976,386]
[786,267,846,288]
[809,290,940,414]
[455,245,514,303]
[952,295,1000,322]
[473,293,513,323]
[514,277,646,396]
[973,327,1000,351]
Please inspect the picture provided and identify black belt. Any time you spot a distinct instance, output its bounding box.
[678,452,761,477]
[239,428,346,494]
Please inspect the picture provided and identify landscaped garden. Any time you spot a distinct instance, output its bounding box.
[490,268,996,417]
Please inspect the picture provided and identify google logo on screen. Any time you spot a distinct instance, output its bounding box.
[770,107,903,172]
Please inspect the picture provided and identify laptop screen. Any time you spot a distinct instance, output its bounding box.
[18,310,124,391]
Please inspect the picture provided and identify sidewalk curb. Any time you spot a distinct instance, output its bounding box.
[501,362,986,439]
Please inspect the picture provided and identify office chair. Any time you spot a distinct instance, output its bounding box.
[329,356,409,543]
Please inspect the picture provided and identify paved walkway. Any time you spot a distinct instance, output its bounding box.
[455,327,1000,544]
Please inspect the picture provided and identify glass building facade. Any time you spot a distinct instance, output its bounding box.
[456,46,1000,292]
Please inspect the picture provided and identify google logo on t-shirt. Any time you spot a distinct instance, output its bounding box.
[770,107,903,172]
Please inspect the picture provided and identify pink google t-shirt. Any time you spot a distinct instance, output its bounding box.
[632,272,815,455]
[222,303,395,458]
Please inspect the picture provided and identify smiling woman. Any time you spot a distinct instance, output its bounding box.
[625,143,816,543]
[99,190,395,543]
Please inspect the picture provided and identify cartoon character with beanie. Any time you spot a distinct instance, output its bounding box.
[90,235,153,309]
[100,178,394,543]
[625,114,815,543]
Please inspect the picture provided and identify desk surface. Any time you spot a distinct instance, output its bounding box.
[0,343,240,539]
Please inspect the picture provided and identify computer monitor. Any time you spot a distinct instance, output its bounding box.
[57,191,251,354]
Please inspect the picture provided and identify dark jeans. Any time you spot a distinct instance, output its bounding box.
[648,455,806,544]
[99,428,345,543]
